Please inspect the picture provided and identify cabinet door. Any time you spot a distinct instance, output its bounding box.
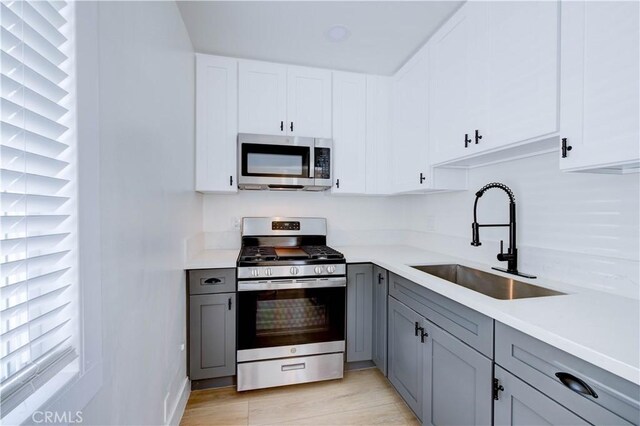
[189,293,236,380]
[332,72,367,194]
[195,54,238,193]
[346,264,372,362]
[560,1,640,171]
[422,322,492,426]
[494,366,589,426]
[391,47,429,192]
[485,1,559,151]
[286,66,332,138]
[238,60,287,136]
[429,3,484,164]
[388,297,424,420]
[372,265,388,376]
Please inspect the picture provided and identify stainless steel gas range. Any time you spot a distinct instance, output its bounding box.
[236,217,346,391]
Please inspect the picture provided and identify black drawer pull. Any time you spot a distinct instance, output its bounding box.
[555,372,598,398]
[202,277,224,285]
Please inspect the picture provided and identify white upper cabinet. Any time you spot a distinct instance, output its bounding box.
[365,75,393,195]
[238,60,287,136]
[239,61,331,137]
[331,72,367,194]
[429,3,485,164]
[195,54,238,193]
[559,1,640,173]
[484,1,559,150]
[391,47,430,193]
[287,66,332,138]
[429,1,560,167]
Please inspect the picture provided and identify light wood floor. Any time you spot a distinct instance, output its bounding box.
[180,368,420,426]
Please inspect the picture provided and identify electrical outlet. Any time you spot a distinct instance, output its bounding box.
[232,217,242,230]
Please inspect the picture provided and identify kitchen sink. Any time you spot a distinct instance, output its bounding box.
[410,264,565,300]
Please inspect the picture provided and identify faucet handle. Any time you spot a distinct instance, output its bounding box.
[499,240,504,254]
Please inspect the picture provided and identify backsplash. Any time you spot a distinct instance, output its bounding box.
[202,152,639,298]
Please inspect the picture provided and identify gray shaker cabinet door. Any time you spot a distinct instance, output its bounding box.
[372,265,388,376]
[189,293,236,380]
[346,264,373,362]
[494,366,589,426]
[388,296,424,421]
[422,321,492,426]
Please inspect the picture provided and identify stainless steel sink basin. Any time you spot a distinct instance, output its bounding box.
[410,264,565,300]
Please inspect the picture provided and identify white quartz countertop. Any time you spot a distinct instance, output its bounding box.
[186,244,640,385]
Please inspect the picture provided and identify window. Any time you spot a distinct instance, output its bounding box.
[1,0,79,420]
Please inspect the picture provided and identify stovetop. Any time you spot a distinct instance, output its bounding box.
[238,245,344,264]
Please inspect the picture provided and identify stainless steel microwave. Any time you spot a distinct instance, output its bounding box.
[237,133,332,191]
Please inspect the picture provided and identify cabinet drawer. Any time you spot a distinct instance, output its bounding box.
[389,272,493,358]
[495,322,640,425]
[188,268,236,295]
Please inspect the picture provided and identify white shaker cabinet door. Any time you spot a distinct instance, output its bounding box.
[560,1,639,172]
[195,54,238,193]
[238,60,287,136]
[286,66,332,138]
[332,71,367,194]
[485,1,559,151]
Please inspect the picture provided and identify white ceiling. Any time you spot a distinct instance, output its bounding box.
[177,1,464,75]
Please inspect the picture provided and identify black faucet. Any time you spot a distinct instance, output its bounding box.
[471,182,536,279]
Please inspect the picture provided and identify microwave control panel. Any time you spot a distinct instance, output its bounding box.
[314,148,331,179]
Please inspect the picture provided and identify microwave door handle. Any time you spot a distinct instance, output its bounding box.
[308,139,315,179]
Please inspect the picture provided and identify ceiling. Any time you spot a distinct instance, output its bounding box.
[177,1,464,76]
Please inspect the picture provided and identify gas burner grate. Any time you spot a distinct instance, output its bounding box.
[239,246,277,261]
[302,245,344,260]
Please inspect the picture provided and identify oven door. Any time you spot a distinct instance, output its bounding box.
[237,278,346,361]
[238,134,315,189]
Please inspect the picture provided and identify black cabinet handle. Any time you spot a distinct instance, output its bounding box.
[465,133,472,148]
[280,121,284,131]
[229,175,233,186]
[377,273,384,284]
[415,322,420,337]
[203,277,223,285]
[336,179,340,189]
[561,138,573,158]
[475,129,482,144]
[290,122,294,132]
[228,297,232,310]
[420,173,426,184]
[555,372,598,398]
[420,328,428,343]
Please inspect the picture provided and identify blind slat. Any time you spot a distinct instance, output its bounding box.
[1,74,68,120]
[1,98,69,139]
[5,1,67,46]
[29,1,66,29]
[1,121,69,157]
[1,52,69,101]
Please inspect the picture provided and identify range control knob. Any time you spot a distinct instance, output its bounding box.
[251,268,260,277]
[326,265,336,274]
[314,266,323,274]
[265,268,273,277]
[290,266,299,275]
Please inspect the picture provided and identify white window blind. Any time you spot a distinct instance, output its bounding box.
[0,0,78,417]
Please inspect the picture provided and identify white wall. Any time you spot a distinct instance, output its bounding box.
[81,2,200,424]
[202,192,410,248]
[204,152,639,297]
[405,153,640,298]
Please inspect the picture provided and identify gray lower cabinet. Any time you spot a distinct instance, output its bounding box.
[388,296,424,420]
[189,293,236,380]
[372,265,388,375]
[346,264,373,362]
[422,321,492,426]
[495,322,640,425]
[494,366,589,425]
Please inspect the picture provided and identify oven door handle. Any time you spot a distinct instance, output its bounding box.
[238,277,347,291]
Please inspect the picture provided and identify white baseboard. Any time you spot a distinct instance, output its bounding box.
[167,377,190,426]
